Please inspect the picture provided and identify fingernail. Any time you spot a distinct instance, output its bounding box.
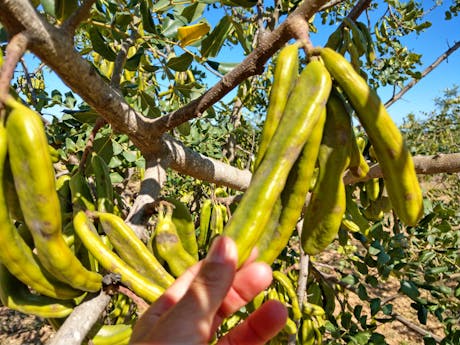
[207,236,236,264]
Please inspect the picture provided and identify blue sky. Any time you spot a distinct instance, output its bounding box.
[200,1,460,125]
[23,1,459,126]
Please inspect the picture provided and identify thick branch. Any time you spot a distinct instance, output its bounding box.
[385,40,460,108]
[164,134,252,191]
[47,291,111,345]
[0,0,150,148]
[344,152,460,184]
[125,153,171,241]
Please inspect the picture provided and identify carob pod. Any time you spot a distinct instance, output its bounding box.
[0,123,81,299]
[73,211,164,303]
[0,263,74,318]
[5,97,102,292]
[317,47,423,226]
[301,89,351,255]
[257,108,326,264]
[153,203,197,277]
[162,196,198,260]
[254,43,299,169]
[224,59,332,266]
[98,211,174,289]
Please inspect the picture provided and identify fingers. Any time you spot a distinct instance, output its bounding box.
[218,261,273,317]
[218,300,288,345]
[131,236,238,344]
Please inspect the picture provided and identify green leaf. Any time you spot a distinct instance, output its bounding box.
[51,89,62,103]
[140,0,157,33]
[64,91,77,109]
[382,303,393,315]
[88,27,117,61]
[110,171,124,184]
[370,298,381,316]
[122,150,137,163]
[41,0,56,16]
[206,60,238,75]
[167,53,193,72]
[181,2,206,23]
[125,48,144,71]
[201,15,233,58]
[400,280,420,300]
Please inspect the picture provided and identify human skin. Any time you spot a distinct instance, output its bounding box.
[129,236,288,345]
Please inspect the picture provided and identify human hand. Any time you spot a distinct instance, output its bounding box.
[129,236,288,344]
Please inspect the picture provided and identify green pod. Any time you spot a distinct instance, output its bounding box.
[56,174,73,215]
[301,90,351,255]
[91,152,114,213]
[209,202,224,243]
[326,28,343,50]
[318,47,423,226]
[91,324,133,345]
[98,212,174,289]
[154,204,197,277]
[348,130,370,178]
[5,98,102,292]
[0,122,81,300]
[224,60,332,266]
[2,160,24,221]
[197,199,212,251]
[255,43,299,169]
[0,263,74,318]
[345,187,370,235]
[365,177,380,201]
[257,108,326,265]
[162,197,198,260]
[273,271,302,321]
[73,211,164,303]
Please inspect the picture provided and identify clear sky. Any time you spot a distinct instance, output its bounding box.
[24,1,460,126]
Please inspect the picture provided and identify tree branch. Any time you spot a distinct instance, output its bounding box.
[125,153,171,241]
[344,152,460,184]
[0,32,28,101]
[385,40,460,108]
[164,135,252,191]
[61,0,97,35]
[145,0,327,134]
[46,291,111,345]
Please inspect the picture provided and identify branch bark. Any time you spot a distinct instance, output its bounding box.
[344,152,460,184]
[385,40,460,108]
[46,291,111,345]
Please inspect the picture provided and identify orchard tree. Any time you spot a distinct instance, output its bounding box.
[0,0,459,344]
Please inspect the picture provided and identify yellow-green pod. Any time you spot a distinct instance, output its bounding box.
[91,324,133,345]
[224,60,332,266]
[317,47,423,226]
[153,204,197,277]
[301,90,351,255]
[73,211,164,303]
[255,43,299,169]
[98,212,174,289]
[0,121,81,299]
[162,197,198,260]
[0,263,74,318]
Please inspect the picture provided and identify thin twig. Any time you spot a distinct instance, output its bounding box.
[19,57,38,108]
[78,118,107,172]
[110,30,137,88]
[385,41,460,108]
